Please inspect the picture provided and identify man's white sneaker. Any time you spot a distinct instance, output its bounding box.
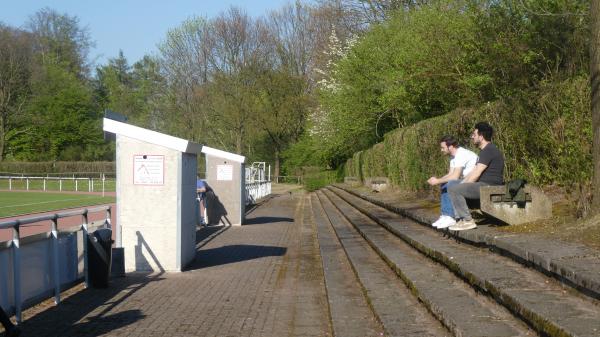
[436,216,456,229]
[449,219,477,231]
[431,216,444,227]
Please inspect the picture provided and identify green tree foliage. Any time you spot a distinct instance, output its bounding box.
[27,7,94,77]
[96,52,166,129]
[0,24,32,160]
[286,0,590,177]
[1,8,111,161]
[10,62,100,160]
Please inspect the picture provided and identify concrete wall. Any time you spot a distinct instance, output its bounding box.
[116,135,196,272]
[205,155,244,226]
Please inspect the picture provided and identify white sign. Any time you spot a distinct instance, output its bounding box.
[217,164,233,181]
[133,155,164,185]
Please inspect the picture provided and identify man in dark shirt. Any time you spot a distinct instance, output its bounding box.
[447,122,505,231]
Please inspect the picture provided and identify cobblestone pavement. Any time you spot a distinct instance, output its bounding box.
[16,190,331,337]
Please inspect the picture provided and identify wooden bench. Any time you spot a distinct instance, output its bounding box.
[475,185,552,225]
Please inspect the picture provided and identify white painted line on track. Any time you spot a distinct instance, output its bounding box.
[0,196,102,209]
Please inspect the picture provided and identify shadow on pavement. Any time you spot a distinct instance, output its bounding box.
[20,274,164,336]
[195,225,231,249]
[63,309,145,336]
[188,244,287,270]
[243,216,293,225]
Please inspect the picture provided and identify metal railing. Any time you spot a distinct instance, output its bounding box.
[245,181,271,205]
[0,206,112,323]
[0,175,116,195]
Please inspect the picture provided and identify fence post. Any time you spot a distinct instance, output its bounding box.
[43,178,46,191]
[26,178,29,191]
[91,178,94,192]
[82,211,89,288]
[51,216,61,304]
[12,223,22,323]
[75,179,78,192]
[9,177,11,190]
[59,179,62,191]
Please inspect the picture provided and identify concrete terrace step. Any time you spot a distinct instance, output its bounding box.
[333,184,600,300]
[309,194,384,337]
[314,192,450,337]
[326,186,600,337]
[319,189,533,337]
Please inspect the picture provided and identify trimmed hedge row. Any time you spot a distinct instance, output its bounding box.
[344,76,592,191]
[0,161,116,174]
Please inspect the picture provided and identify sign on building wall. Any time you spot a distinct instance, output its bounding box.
[217,164,233,181]
[133,155,164,185]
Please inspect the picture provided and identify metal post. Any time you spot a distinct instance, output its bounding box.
[59,179,62,191]
[9,177,12,190]
[12,223,22,323]
[51,217,61,304]
[102,174,105,197]
[268,165,271,182]
[91,178,94,192]
[75,179,78,192]
[88,178,91,192]
[26,178,29,190]
[43,178,46,191]
[82,211,89,288]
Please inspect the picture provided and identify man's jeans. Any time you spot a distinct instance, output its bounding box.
[440,180,460,217]
[448,182,490,220]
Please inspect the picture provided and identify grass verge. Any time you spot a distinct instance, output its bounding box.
[0,191,115,218]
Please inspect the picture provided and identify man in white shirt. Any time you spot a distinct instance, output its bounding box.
[427,135,478,229]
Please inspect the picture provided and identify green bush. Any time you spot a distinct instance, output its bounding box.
[344,76,592,191]
[303,169,342,192]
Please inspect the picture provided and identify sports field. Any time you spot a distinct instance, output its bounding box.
[0,191,115,218]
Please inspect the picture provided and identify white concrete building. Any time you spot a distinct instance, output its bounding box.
[103,118,201,272]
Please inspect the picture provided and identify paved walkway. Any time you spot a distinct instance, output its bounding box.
[16,190,331,337]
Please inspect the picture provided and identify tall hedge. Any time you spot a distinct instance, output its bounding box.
[344,76,592,191]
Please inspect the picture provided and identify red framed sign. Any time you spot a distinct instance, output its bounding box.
[133,155,165,185]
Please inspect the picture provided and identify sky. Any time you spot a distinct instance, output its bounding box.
[2,0,294,66]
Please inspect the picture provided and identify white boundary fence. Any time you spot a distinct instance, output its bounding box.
[0,175,115,196]
[244,181,271,206]
[0,206,111,323]
[244,162,271,205]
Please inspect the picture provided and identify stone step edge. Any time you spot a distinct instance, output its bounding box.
[319,190,526,337]
[332,184,600,300]
[327,186,598,337]
[310,193,387,336]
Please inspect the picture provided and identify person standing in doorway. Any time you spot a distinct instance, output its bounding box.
[197,178,208,226]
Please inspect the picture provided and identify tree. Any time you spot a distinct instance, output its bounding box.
[96,52,166,130]
[10,63,97,161]
[255,70,310,176]
[0,25,32,160]
[27,7,94,77]
[158,16,212,141]
[592,0,600,211]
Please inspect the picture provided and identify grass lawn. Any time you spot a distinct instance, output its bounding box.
[0,191,115,218]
